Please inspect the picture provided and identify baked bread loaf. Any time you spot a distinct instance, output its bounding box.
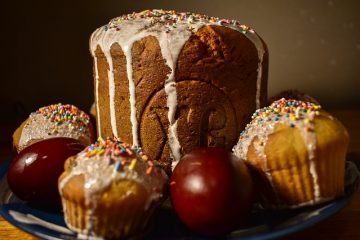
[90,9,268,171]
[13,103,94,152]
[233,98,349,208]
[58,137,168,239]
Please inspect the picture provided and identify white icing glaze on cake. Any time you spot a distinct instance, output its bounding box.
[124,44,138,146]
[93,57,101,135]
[90,9,266,169]
[17,104,92,151]
[233,98,325,207]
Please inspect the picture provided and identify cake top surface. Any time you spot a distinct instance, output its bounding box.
[103,9,254,34]
[35,103,90,133]
[249,98,322,129]
[70,137,161,175]
[238,98,322,142]
[18,103,92,151]
[233,98,323,162]
[82,137,148,166]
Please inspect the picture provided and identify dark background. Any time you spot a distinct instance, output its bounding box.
[1,0,360,119]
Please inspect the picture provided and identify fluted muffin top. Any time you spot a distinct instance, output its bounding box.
[17,103,93,151]
[59,137,168,206]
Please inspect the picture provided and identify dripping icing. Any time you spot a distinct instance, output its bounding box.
[94,57,101,136]
[124,43,139,146]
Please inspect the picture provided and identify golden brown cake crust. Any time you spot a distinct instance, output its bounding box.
[94,46,113,139]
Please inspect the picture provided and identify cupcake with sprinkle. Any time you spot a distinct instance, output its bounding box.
[233,98,349,209]
[58,137,168,239]
[13,103,95,152]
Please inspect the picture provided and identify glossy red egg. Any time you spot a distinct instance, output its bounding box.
[170,147,254,236]
[7,137,84,207]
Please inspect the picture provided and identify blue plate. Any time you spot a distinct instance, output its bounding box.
[0,158,358,240]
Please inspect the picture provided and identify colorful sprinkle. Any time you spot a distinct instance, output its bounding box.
[239,98,322,140]
[105,9,253,34]
[114,161,122,172]
[146,166,153,175]
[84,137,142,158]
[36,103,90,132]
[251,98,321,128]
[82,137,158,174]
[129,159,137,170]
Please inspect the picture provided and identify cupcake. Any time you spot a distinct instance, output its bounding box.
[58,137,168,239]
[13,103,95,152]
[233,98,349,208]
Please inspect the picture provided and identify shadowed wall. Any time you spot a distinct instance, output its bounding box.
[1,0,359,117]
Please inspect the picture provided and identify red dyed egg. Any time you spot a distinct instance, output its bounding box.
[7,137,84,207]
[170,147,254,236]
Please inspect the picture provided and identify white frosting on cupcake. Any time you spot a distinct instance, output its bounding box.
[59,137,168,208]
[18,103,93,152]
[233,98,328,207]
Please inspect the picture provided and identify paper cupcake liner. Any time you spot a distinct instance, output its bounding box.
[263,154,315,208]
[62,197,156,239]
[315,143,345,200]
[258,145,346,209]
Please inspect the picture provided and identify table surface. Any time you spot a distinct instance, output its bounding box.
[1,109,359,240]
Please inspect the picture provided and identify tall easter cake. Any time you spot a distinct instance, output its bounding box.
[90,9,268,171]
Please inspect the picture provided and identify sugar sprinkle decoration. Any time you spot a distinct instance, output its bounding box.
[240,98,321,138]
[36,103,90,132]
[104,9,253,34]
[83,137,156,173]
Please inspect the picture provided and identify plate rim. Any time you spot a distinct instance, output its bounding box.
[0,157,358,240]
